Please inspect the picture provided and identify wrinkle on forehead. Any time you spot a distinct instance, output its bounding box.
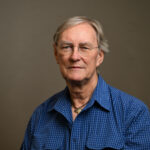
[58,23,98,46]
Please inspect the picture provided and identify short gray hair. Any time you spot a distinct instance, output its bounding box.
[53,16,109,53]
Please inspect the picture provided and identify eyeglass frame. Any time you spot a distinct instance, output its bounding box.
[56,42,100,56]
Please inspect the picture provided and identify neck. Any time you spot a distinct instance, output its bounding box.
[66,74,98,107]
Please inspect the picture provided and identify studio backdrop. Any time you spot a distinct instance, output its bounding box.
[0,0,150,150]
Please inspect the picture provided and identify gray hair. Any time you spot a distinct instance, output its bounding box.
[53,16,109,53]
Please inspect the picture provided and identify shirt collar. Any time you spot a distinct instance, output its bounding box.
[47,87,73,123]
[47,87,71,112]
[91,75,111,112]
[47,75,111,113]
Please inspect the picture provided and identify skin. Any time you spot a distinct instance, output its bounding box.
[54,23,104,120]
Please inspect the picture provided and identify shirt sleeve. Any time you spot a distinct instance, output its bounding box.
[124,104,150,149]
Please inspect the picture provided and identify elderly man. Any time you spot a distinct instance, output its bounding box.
[21,16,150,150]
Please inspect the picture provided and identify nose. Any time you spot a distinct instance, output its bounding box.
[69,47,81,61]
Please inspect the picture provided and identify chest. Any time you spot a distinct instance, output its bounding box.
[31,108,124,150]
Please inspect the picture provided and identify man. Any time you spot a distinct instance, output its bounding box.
[21,16,150,150]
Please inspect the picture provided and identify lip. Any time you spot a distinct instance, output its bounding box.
[68,66,83,69]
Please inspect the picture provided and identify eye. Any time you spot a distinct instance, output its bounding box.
[80,46,90,50]
[61,45,72,50]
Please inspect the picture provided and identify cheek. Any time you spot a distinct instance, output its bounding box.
[57,56,69,67]
[90,55,99,66]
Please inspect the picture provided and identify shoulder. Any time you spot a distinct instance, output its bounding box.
[107,85,150,148]
[108,85,147,109]
[108,85,150,124]
[27,89,66,134]
[98,75,149,112]
[30,89,65,124]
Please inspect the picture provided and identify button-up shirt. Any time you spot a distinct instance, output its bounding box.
[21,75,150,150]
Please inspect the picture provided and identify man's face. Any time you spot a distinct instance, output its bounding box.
[54,23,104,83]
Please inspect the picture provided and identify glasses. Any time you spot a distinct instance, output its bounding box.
[57,43,100,56]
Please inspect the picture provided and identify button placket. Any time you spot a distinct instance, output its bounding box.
[69,120,79,150]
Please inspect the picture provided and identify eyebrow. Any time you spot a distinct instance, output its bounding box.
[79,42,93,47]
[59,41,93,46]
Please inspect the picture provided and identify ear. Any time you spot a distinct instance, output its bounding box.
[96,50,104,67]
[53,44,59,64]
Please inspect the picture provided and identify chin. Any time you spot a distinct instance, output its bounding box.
[63,74,85,82]
[68,76,84,81]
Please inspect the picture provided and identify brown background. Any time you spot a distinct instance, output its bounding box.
[0,0,150,149]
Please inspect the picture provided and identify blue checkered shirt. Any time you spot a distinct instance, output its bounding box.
[21,75,150,150]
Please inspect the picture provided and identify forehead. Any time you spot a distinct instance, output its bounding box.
[59,23,97,44]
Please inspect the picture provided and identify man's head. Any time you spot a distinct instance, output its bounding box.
[53,16,109,53]
[53,16,108,84]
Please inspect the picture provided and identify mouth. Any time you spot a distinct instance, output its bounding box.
[68,66,83,69]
